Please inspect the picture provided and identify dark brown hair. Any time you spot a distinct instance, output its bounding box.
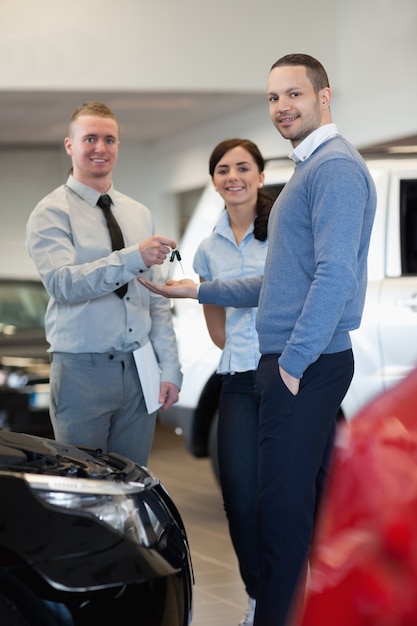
[209,138,273,241]
[270,53,330,93]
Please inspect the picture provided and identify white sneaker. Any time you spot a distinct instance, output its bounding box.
[239,597,256,626]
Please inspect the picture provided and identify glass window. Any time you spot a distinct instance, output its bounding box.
[0,281,48,333]
[400,180,417,275]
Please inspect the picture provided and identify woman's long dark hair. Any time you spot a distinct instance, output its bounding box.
[209,138,273,241]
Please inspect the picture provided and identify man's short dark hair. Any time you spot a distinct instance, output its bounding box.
[270,54,330,93]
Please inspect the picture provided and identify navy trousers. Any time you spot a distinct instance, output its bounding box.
[254,350,354,626]
[217,371,259,600]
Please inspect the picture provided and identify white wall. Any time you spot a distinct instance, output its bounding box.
[0,148,68,278]
[335,0,417,146]
[0,0,337,92]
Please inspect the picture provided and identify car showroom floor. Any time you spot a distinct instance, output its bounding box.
[148,421,249,626]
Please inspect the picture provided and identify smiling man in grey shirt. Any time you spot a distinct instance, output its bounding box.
[26,101,182,465]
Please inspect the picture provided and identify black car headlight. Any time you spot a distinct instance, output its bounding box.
[25,473,165,547]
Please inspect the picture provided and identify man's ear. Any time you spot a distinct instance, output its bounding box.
[64,136,72,156]
[321,87,332,108]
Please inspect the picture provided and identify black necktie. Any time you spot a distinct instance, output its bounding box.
[97,194,128,298]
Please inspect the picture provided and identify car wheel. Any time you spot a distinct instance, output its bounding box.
[191,373,222,457]
[208,411,220,485]
[0,570,60,626]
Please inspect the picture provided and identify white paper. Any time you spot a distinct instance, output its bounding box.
[133,341,163,414]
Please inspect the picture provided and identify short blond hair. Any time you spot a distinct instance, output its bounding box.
[69,101,118,134]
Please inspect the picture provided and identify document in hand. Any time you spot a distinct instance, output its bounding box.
[133,341,163,414]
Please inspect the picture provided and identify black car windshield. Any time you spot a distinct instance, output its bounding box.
[0,281,48,334]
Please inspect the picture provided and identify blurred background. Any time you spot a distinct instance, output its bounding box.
[0,0,416,275]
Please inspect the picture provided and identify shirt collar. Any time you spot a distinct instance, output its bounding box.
[215,209,254,241]
[288,123,339,163]
[66,175,115,207]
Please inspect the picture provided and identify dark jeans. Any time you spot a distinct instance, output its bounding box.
[217,370,260,600]
[254,350,354,626]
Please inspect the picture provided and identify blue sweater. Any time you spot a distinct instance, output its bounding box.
[199,136,376,379]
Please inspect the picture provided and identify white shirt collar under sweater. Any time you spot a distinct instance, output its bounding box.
[288,123,338,163]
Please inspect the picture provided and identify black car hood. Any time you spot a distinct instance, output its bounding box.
[0,430,143,482]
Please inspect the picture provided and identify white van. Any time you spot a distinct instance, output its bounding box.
[161,149,417,476]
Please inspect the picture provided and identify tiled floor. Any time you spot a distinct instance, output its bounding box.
[148,421,249,626]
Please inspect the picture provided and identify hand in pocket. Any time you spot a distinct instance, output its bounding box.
[279,366,300,396]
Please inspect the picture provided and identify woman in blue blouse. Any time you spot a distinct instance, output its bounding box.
[193,139,273,626]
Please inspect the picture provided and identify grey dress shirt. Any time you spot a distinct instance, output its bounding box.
[26,175,182,389]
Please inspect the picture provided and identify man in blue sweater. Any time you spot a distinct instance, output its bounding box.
[140,54,377,626]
